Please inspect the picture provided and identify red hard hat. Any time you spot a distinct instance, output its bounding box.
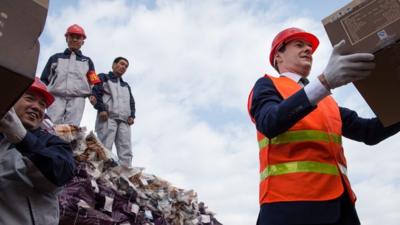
[28,77,55,107]
[65,24,86,39]
[269,27,319,67]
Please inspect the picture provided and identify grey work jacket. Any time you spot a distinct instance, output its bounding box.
[102,77,133,121]
[41,49,96,97]
[0,139,61,225]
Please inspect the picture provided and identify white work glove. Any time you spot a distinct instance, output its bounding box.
[0,108,27,143]
[321,40,376,89]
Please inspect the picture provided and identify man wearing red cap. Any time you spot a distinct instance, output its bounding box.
[41,24,100,126]
[248,27,400,225]
[0,77,75,225]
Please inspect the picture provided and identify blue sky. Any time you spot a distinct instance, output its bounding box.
[38,1,400,224]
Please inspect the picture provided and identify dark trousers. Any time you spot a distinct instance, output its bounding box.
[257,194,360,225]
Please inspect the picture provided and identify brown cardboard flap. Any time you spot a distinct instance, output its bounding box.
[33,0,49,9]
[0,67,33,118]
[323,0,400,126]
[0,0,48,77]
[0,0,48,118]
[323,0,400,53]
[353,41,400,126]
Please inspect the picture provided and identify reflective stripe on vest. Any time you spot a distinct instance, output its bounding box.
[258,130,341,149]
[260,161,347,181]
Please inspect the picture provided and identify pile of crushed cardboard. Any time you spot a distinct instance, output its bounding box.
[54,125,222,225]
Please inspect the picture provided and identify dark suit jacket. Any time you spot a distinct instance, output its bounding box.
[250,76,400,224]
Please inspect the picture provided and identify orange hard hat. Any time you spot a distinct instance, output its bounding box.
[269,27,319,67]
[65,24,86,39]
[28,77,55,107]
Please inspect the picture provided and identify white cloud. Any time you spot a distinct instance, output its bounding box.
[38,0,400,224]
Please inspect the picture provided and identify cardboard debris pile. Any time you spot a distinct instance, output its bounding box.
[54,125,222,225]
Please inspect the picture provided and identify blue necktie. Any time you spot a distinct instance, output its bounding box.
[299,78,309,87]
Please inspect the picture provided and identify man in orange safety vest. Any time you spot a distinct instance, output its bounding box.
[248,27,400,225]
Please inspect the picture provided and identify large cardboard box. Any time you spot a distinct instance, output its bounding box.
[322,0,400,126]
[0,0,48,119]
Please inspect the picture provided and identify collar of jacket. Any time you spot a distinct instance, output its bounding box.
[107,71,126,83]
[63,48,83,57]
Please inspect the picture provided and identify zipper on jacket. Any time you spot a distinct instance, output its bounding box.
[27,197,36,225]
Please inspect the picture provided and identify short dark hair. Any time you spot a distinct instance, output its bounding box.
[274,44,286,73]
[113,57,129,66]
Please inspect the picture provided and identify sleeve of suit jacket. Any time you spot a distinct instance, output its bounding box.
[340,107,400,144]
[249,76,316,138]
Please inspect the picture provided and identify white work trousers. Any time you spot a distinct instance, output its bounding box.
[95,118,132,167]
[47,96,85,126]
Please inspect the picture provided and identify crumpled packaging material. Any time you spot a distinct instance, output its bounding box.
[55,125,222,225]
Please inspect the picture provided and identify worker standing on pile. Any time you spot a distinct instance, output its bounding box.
[41,24,100,126]
[92,57,135,167]
[0,77,75,225]
[248,27,400,225]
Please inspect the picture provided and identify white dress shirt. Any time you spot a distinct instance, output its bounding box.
[280,72,331,105]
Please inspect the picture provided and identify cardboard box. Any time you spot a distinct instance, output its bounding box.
[0,0,48,119]
[322,0,400,126]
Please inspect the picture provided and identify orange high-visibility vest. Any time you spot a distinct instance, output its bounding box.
[247,75,356,205]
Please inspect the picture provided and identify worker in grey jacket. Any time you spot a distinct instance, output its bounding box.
[92,57,136,167]
[0,78,75,225]
[41,24,100,126]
